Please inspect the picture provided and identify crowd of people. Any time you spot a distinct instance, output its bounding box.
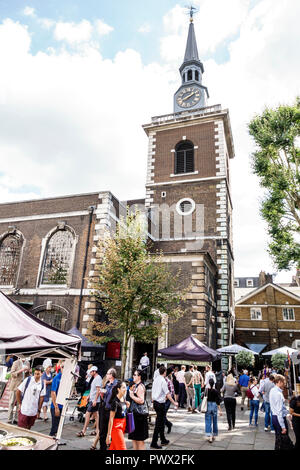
[4,355,300,451]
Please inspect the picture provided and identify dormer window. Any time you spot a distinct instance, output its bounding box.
[175,140,194,174]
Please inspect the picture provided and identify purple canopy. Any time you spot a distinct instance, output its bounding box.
[158,335,220,362]
[0,291,81,357]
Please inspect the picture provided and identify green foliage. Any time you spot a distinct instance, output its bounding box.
[248,97,300,270]
[88,210,187,378]
[271,353,286,370]
[236,350,255,368]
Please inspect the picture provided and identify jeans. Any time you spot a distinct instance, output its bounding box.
[264,401,274,430]
[224,397,236,428]
[178,383,186,408]
[151,401,167,445]
[205,402,218,437]
[194,384,202,409]
[249,400,259,425]
[50,406,62,436]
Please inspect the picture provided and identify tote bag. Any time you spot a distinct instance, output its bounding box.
[125,412,135,434]
[201,388,208,413]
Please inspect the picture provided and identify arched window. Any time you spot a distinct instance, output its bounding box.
[187,69,193,81]
[195,70,199,81]
[0,234,23,286]
[41,229,75,285]
[34,306,69,331]
[175,141,194,174]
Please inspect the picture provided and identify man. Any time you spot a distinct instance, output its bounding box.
[239,369,250,410]
[261,373,275,432]
[269,374,290,450]
[139,352,150,380]
[215,370,225,392]
[16,365,45,430]
[153,363,161,381]
[99,368,118,450]
[185,366,196,413]
[7,357,30,424]
[193,366,204,412]
[176,365,187,408]
[150,366,178,449]
[77,366,102,437]
[204,365,216,388]
[49,361,64,437]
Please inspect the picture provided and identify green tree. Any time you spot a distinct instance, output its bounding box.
[248,98,300,270]
[271,353,286,371]
[236,350,255,369]
[88,211,187,379]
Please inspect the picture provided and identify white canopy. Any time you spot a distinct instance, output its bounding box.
[262,346,298,356]
[217,343,258,355]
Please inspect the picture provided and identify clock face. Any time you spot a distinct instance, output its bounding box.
[176,87,201,108]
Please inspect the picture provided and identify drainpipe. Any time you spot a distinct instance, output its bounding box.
[76,205,95,330]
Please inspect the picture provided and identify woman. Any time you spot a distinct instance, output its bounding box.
[128,369,149,450]
[248,377,260,427]
[106,381,129,450]
[41,365,53,421]
[221,373,239,430]
[289,395,300,449]
[205,378,222,443]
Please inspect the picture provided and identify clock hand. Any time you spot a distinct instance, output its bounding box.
[183,92,195,101]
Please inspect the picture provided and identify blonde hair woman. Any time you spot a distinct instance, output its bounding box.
[221,374,239,431]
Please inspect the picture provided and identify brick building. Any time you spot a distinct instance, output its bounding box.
[235,282,300,352]
[0,15,236,373]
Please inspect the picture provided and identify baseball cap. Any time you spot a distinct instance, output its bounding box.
[90,366,98,372]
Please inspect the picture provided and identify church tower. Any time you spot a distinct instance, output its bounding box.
[174,10,209,112]
[143,9,235,356]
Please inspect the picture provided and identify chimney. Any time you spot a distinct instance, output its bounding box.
[259,271,273,286]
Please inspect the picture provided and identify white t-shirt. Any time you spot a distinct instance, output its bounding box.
[18,377,46,416]
[205,371,216,387]
[249,385,260,401]
[89,375,102,403]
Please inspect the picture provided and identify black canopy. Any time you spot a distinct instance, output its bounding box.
[158,335,220,362]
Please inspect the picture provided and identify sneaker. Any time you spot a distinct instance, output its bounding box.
[270,430,275,434]
[187,407,192,412]
[208,436,213,443]
[264,427,269,432]
[161,440,170,446]
[150,443,162,449]
[228,426,232,431]
[192,409,197,414]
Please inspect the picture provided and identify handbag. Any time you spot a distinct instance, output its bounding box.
[125,412,135,434]
[201,388,208,413]
[130,383,149,416]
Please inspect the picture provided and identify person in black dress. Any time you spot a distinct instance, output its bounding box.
[128,370,149,450]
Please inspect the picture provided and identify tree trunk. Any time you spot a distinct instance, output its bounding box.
[121,330,130,380]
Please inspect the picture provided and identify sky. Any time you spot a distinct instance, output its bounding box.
[0,0,299,283]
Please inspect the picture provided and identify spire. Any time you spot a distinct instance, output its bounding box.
[184,21,199,63]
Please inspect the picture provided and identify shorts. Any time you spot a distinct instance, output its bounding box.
[43,399,51,407]
[87,401,100,413]
[18,411,37,430]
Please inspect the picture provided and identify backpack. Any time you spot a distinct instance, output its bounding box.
[21,376,44,402]
[246,386,254,400]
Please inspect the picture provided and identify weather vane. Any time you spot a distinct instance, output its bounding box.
[185,4,198,22]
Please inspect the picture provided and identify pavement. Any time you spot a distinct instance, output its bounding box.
[0,396,296,451]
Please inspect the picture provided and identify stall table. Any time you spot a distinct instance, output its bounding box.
[0,421,58,450]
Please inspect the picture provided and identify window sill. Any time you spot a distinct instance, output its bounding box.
[170,171,199,177]
[39,284,68,289]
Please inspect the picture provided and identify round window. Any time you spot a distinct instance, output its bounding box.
[176,198,195,216]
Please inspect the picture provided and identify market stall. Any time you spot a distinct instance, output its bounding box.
[0,291,82,450]
[157,335,221,364]
[217,343,258,371]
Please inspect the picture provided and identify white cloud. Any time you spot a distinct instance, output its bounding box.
[0,0,299,281]
[95,19,114,36]
[54,19,93,44]
[138,23,151,34]
[23,6,36,18]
